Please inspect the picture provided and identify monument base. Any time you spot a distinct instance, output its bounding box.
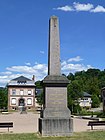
[39,118,73,136]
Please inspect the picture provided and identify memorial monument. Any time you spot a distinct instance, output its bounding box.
[39,16,73,136]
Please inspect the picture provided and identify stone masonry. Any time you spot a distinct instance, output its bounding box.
[39,16,73,136]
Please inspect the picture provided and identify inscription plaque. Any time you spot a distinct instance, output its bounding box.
[45,87,67,108]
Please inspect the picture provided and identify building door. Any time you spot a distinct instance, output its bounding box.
[19,98,25,106]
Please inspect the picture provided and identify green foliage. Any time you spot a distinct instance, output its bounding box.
[68,80,82,99]
[73,104,82,114]
[79,108,88,115]
[35,81,43,89]
[92,94,100,108]
[73,108,101,116]
[1,131,105,140]
[36,91,44,106]
[97,112,105,118]
[67,73,74,81]
[86,68,100,77]
[67,68,105,113]
[67,80,83,113]
[0,88,8,110]
[35,68,105,112]
[35,80,43,106]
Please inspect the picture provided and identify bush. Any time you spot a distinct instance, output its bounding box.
[76,108,101,116]
[97,112,105,118]
[79,108,89,115]
[92,94,100,108]
[72,104,81,114]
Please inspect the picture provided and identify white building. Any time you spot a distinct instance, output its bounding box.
[79,92,92,109]
[7,76,35,111]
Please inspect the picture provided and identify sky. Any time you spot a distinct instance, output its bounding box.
[0,0,105,87]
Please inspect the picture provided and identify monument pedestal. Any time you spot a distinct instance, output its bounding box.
[39,75,73,136]
[39,118,73,136]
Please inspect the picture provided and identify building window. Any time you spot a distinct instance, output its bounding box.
[28,90,32,95]
[84,98,88,100]
[20,90,24,95]
[17,81,26,84]
[27,98,32,105]
[12,89,16,95]
[11,98,16,105]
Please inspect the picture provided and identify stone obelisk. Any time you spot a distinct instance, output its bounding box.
[39,16,73,136]
[48,15,60,76]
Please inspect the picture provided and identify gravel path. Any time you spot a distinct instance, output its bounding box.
[0,112,105,133]
[0,112,39,133]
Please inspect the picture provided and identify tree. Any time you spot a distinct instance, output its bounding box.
[35,81,43,89]
[67,73,74,81]
[35,68,105,111]
[0,88,8,110]
[67,80,83,113]
[36,91,44,106]
[67,68,103,112]
[86,68,100,77]
[68,80,82,99]
[92,94,100,108]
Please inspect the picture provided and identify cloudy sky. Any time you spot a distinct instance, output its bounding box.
[0,0,105,87]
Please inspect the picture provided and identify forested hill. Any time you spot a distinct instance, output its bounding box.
[35,68,105,109]
[67,68,105,109]
[67,68,105,93]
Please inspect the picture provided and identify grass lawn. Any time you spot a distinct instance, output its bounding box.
[0,131,105,140]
